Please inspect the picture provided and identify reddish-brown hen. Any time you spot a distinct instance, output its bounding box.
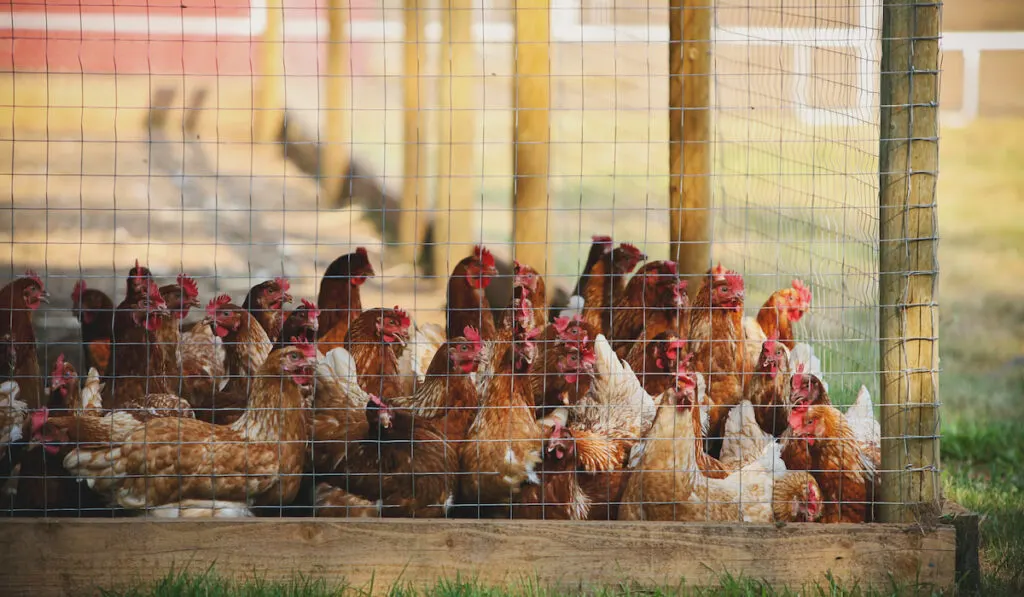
[71,280,114,376]
[242,277,293,344]
[318,248,375,355]
[343,307,411,400]
[0,272,48,409]
[447,245,499,341]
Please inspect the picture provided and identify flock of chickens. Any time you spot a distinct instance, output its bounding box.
[0,236,880,523]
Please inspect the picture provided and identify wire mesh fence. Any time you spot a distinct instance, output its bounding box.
[0,0,938,524]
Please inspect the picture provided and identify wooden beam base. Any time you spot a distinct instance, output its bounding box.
[0,520,955,595]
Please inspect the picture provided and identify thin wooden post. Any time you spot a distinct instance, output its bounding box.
[321,0,351,203]
[669,0,712,294]
[433,0,479,277]
[398,0,431,261]
[253,0,285,142]
[878,0,941,524]
[512,0,550,277]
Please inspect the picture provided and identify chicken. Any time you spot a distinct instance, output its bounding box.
[145,499,254,518]
[461,335,543,508]
[779,366,832,473]
[50,355,193,422]
[680,439,787,523]
[743,279,812,355]
[557,235,613,321]
[116,259,154,310]
[107,281,174,409]
[71,280,114,376]
[313,483,380,518]
[528,316,597,413]
[846,385,881,458]
[32,342,316,512]
[0,381,27,460]
[689,264,747,454]
[154,274,201,394]
[317,247,375,355]
[609,260,688,359]
[279,299,320,347]
[771,471,824,523]
[242,277,293,344]
[719,400,775,470]
[177,318,225,411]
[447,245,499,341]
[343,307,411,399]
[509,260,548,332]
[198,294,273,424]
[0,271,49,409]
[578,241,646,337]
[617,371,708,521]
[624,330,687,398]
[746,335,792,437]
[787,403,877,523]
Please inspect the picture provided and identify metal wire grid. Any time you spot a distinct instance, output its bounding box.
[0,0,926,520]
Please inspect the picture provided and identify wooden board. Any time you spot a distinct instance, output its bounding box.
[0,520,955,595]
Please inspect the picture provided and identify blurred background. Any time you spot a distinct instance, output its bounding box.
[0,0,1021,589]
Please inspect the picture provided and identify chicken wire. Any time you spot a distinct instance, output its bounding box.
[0,0,936,522]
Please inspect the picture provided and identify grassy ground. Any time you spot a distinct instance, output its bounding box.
[935,119,1024,595]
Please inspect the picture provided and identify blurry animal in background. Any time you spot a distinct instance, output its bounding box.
[0,271,49,410]
[71,280,114,376]
[317,248,375,355]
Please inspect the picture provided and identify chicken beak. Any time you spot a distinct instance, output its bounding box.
[39,291,51,304]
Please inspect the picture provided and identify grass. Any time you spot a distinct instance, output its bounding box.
[99,569,949,597]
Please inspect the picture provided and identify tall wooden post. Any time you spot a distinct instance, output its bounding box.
[253,0,285,142]
[321,0,351,203]
[398,0,431,261]
[512,0,550,277]
[432,0,479,277]
[878,0,941,524]
[669,0,712,295]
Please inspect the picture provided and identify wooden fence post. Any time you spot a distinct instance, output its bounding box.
[512,0,550,277]
[432,0,479,277]
[878,0,941,524]
[669,0,711,294]
[398,0,432,262]
[321,0,351,204]
[253,0,285,142]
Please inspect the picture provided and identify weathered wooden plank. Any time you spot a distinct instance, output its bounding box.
[877,0,942,524]
[0,520,955,595]
[669,0,712,295]
[943,501,981,595]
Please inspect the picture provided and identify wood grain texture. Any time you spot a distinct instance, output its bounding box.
[512,0,551,276]
[669,0,712,296]
[432,0,480,278]
[877,0,942,524]
[0,520,955,595]
[320,0,352,203]
[398,0,432,262]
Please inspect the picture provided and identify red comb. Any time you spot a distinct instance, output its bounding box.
[206,294,233,316]
[274,277,291,292]
[790,279,812,314]
[356,247,368,257]
[292,336,317,358]
[524,325,543,340]
[552,315,579,336]
[392,306,412,329]
[791,363,807,390]
[301,298,320,320]
[71,280,86,303]
[664,261,678,276]
[580,346,597,366]
[23,270,44,289]
[513,259,522,273]
[592,235,613,245]
[463,325,482,346]
[668,338,687,352]
[177,274,199,299]
[619,242,642,256]
[473,245,495,268]
[134,258,140,270]
[30,407,49,437]
[764,331,779,354]
[54,353,66,373]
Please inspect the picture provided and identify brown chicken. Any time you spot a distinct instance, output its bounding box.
[689,264,746,453]
[771,471,823,522]
[200,294,273,424]
[579,241,646,337]
[343,307,411,399]
[617,371,707,521]
[33,342,316,512]
[625,331,687,398]
[0,272,49,410]
[511,261,548,331]
[569,235,613,299]
[755,279,812,351]
[747,335,793,437]
[530,318,597,413]
[318,247,375,355]
[780,367,833,474]
[461,336,544,509]
[787,403,877,523]
[279,299,320,347]
[116,259,154,310]
[108,281,174,409]
[242,277,293,344]
[50,355,193,422]
[447,245,499,341]
[71,279,114,376]
[610,260,688,359]
[154,274,201,394]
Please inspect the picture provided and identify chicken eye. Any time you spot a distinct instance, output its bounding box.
[220,310,230,318]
